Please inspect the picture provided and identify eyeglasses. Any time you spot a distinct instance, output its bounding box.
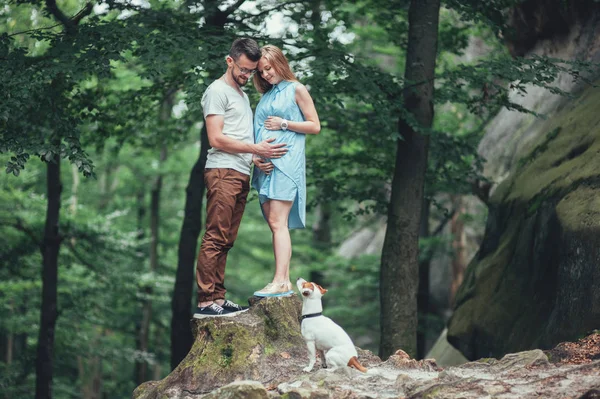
[232,59,257,76]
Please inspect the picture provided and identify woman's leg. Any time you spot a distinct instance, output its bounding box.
[263,199,293,283]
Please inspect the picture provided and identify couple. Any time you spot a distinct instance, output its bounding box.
[194,38,321,319]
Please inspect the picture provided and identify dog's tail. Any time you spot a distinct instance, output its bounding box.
[347,356,367,373]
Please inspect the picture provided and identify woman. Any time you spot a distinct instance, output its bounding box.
[252,45,321,297]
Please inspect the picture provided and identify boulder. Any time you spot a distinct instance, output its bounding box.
[425,328,469,367]
[447,80,600,360]
[201,380,268,399]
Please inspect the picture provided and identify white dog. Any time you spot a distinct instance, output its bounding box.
[296,277,367,373]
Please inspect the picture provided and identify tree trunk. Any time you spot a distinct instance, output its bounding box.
[77,355,86,398]
[98,162,112,211]
[379,0,440,360]
[138,147,167,384]
[417,198,431,359]
[4,321,13,399]
[170,123,209,370]
[70,164,79,215]
[136,185,158,383]
[134,189,147,385]
[78,351,102,399]
[449,195,467,306]
[35,157,62,399]
[138,90,173,382]
[308,0,330,288]
[312,203,332,249]
[309,203,331,286]
[91,354,102,399]
[4,299,14,367]
[13,332,29,388]
[6,333,13,365]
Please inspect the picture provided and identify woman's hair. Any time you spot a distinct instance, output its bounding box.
[253,45,298,94]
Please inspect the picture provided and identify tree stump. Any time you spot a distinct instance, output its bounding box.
[133,295,308,399]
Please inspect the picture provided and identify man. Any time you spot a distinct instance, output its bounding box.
[194,38,287,318]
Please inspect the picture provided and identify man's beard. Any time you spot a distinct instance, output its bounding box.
[231,69,248,87]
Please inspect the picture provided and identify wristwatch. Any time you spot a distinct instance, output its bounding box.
[280,119,288,131]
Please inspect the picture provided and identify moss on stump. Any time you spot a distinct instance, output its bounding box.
[133,295,308,399]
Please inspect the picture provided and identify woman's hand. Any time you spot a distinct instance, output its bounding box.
[253,155,275,175]
[264,116,284,130]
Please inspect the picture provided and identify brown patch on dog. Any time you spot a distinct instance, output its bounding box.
[347,356,367,373]
[315,283,328,295]
[301,281,313,296]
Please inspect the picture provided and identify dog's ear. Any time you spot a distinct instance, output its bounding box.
[316,284,328,295]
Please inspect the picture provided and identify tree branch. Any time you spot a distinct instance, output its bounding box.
[46,0,77,34]
[64,239,98,271]
[234,1,301,22]
[72,2,94,25]
[229,20,261,35]
[222,0,247,18]
[8,23,62,37]
[44,1,93,35]
[431,207,457,236]
[1,218,42,248]
[7,2,94,40]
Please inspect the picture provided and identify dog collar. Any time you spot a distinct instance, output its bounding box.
[301,312,322,321]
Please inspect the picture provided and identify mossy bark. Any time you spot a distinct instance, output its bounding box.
[447,81,600,360]
[380,0,441,360]
[133,295,308,399]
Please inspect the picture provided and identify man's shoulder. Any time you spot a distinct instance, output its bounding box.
[202,80,231,108]
[205,79,228,94]
[205,80,248,102]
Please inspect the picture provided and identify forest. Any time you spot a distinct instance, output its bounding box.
[2,0,599,398]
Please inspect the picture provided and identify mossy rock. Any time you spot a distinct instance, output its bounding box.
[133,295,308,399]
[447,80,600,360]
[200,380,268,399]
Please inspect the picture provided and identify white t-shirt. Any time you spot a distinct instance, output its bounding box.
[201,79,254,175]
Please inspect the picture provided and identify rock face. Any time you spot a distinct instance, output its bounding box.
[478,1,600,192]
[446,1,600,361]
[447,78,600,360]
[505,0,600,57]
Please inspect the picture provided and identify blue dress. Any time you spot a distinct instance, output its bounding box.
[252,80,306,229]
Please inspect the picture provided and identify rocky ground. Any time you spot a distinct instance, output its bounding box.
[545,332,600,366]
[215,339,600,399]
[132,296,600,399]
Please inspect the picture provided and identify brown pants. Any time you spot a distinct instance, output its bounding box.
[196,168,250,303]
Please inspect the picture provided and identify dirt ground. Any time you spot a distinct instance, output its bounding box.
[545,331,600,365]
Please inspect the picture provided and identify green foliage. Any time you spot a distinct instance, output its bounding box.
[319,254,381,352]
[0,158,144,396]
[2,0,599,395]
[0,0,237,176]
[443,0,521,33]
[438,54,597,118]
